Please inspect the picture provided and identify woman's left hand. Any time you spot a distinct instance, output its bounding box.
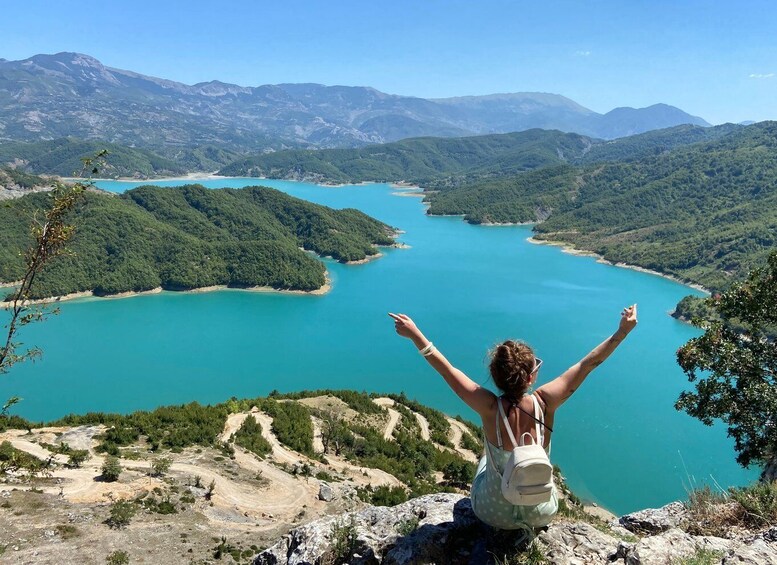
[388,313,420,339]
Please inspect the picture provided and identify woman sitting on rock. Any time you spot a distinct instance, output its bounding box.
[388,305,637,530]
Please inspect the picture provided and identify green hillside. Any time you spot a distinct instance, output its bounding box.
[0,138,240,178]
[219,129,594,184]
[532,122,777,290]
[426,122,776,290]
[0,184,395,299]
[578,123,742,163]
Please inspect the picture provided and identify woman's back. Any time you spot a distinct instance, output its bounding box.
[472,392,557,529]
[482,393,554,452]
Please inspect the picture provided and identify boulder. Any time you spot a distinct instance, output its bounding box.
[538,522,621,564]
[619,501,687,534]
[318,482,335,502]
[255,493,485,565]
[623,528,729,565]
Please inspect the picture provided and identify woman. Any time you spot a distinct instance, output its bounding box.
[388,304,637,530]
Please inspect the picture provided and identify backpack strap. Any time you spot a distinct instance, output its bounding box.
[497,398,519,449]
[531,393,544,447]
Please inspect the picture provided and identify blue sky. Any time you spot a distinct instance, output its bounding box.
[3,0,776,124]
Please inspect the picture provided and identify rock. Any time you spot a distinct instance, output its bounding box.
[619,501,687,534]
[255,493,483,565]
[318,482,335,502]
[724,537,777,564]
[623,529,730,565]
[538,522,621,564]
[255,495,777,565]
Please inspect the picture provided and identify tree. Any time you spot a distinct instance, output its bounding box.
[101,455,122,482]
[1,152,105,415]
[150,456,172,477]
[106,501,135,530]
[67,449,90,468]
[676,251,777,476]
[320,414,351,456]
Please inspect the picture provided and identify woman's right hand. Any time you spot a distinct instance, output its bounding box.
[388,313,420,340]
[619,304,638,334]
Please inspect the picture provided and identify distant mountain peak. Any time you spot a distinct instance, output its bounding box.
[29,51,104,69]
[0,52,712,148]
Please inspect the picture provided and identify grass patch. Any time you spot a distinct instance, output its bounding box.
[674,548,725,565]
[683,481,777,537]
[55,524,80,539]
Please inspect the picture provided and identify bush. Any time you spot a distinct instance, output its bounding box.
[150,456,172,477]
[67,449,90,468]
[106,550,130,565]
[325,516,359,565]
[374,485,408,506]
[101,456,122,482]
[106,500,136,529]
[105,551,129,565]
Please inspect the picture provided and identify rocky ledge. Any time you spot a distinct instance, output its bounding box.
[254,493,777,565]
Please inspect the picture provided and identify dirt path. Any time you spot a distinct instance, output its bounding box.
[310,415,326,454]
[372,397,400,441]
[253,412,305,466]
[1,426,321,529]
[446,418,480,463]
[219,412,249,442]
[309,414,401,487]
[413,412,431,441]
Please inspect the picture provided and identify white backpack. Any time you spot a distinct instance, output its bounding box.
[488,394,554,506]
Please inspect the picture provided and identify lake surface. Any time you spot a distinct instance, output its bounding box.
[2,177,758,514]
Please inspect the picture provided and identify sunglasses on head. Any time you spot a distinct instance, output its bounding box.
[532,357,543,373]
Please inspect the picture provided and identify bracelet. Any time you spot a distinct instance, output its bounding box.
[422,346,437,357]
[418,342,434,356]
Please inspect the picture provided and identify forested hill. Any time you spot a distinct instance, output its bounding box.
[0,184,395,299]
[218,124,736,187]
[433,121,777,291]
[219,129,595,184]
[0,138,240,179]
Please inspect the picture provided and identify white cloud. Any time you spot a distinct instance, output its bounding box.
[749,73,775,79]
[574,50,591,57]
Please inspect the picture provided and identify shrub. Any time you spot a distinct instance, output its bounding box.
[150,456,172,477]
[101,456,122,482]
[325,516,359,565]
[205,479,216,501]
[67,449,90,468]
[55,524,80,539]
[106,500,136,529]
[106,550,130,565]
[368,485,408,507]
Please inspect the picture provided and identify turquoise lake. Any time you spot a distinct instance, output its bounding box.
[2,177,759,514]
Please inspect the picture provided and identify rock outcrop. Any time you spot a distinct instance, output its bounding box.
[255,495,777,565]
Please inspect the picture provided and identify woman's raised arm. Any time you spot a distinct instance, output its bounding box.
[388,313,496,417]
[536,304,638,412]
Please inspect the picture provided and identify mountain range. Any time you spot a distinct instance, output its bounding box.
[0,52,709,150]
